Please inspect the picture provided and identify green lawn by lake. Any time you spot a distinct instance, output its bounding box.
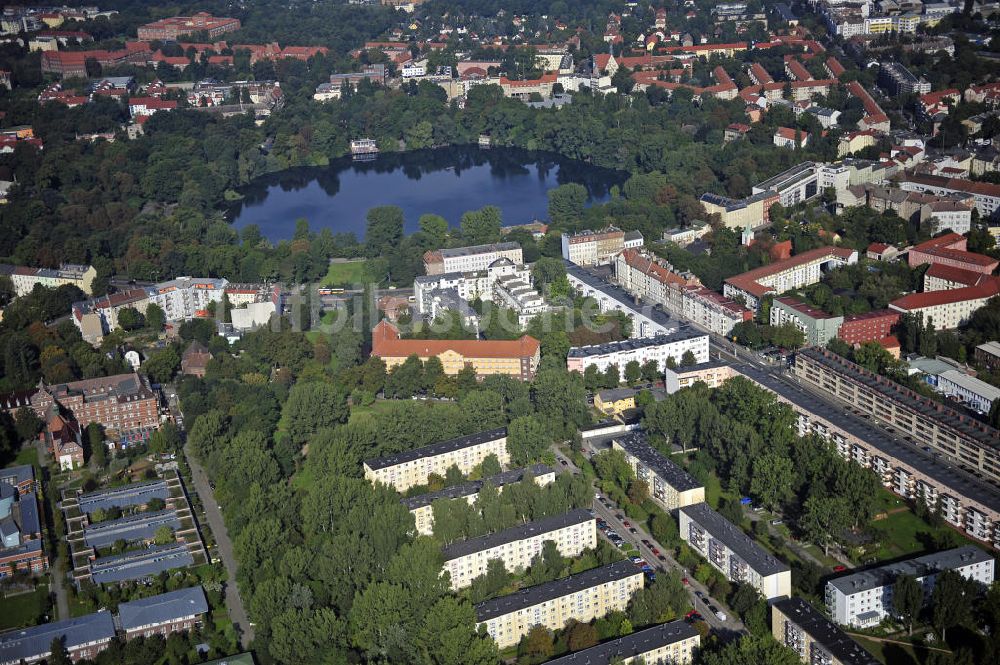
[322,260,368,286]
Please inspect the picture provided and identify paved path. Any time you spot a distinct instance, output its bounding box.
[49,559,70,620]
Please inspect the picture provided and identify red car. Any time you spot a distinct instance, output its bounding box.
[622,520,631,528]
[833,565,847,572]
[681,577,690,586]
[651,548,661,556]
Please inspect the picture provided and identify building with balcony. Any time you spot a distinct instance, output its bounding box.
[679,502,791,599]
[772,596,879,664]
[0,612,115,664]
[611,433,704,510]
[442,509,596,589]
[117,586,208,639]
[566,329,709,376]
[664,360,736,394]
[423,242,523,275]
[564,262,680,338]
[770,296,844,347]
[561,227,638,266]
[542,620,699,664]
[364,428,510,493]
[681,288,753,336]
[723,247,858,311]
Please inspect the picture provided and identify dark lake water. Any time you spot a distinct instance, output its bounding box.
[229,146,627,241]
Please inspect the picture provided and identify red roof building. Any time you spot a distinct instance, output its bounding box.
[907,233,999,275]
[837,309,901,345]
[137,13,241,41]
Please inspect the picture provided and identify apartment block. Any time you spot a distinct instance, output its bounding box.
[364,428,510,493]
[371,320,540,381]
[679,502,791,599]
[770,296,844,347]
[826,546,994,627]
[936,370,1000,414]
[0,263,96,297]
[117,586,208,639]
[889,277,1000,329]
[699,190,780,230]
[772,597,879,665]
[878,62,931,96]
[664,360,736,394]
[793,348,1000,485]
[837,310,900,346]
[476,560,644,649]
[975,341,1000,372]
[614,248,701,310]
[565,262,679,338]
[423,242,523,275]
[566,329,709,376]
[542,620,699,665]
[681,287,753,336]
[561,227,642,266]
[611,433,704,510]
[723,246,859,311]
[442,509,596,589]
[735,363,1000,548]
[751,162,820,207]
[906,234,999,275]
[0,612,115,665]
[402,465,554,536]
[897,172,1000,220]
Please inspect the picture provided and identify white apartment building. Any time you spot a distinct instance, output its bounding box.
[889,278,1000,329]
[751,162,820,208]
[565,262,678,339]
[542,621,699,665]
[442,509,597,589]
[475,560,644,649]
[0,263,97,297]
[363,428,510,493]
[612,433,705,511]
[561,227,642,266]
[146,277,228,321]
[937,370,1000,414]
[566,329,709,376]
[723,246,858,311]
[681,287,753,337]
[679,502,792,599]
[423,242,523,275]
[826,546,994,627]
[492,270,551,327]
[401,465,554,536]
[772,597,879,665]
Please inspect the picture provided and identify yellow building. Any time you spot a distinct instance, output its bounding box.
[402,465,555,536]
[612,433,705,511]
[664,360,735,394]
[593,388,638,416]
[363,428,510,493]
[771,597,879,665]
[476,561,644,649]
[542,621,700,664]
[442,509,596,589]
[371,320,540,380]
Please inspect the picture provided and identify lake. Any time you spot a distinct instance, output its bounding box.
[229,146,626,241]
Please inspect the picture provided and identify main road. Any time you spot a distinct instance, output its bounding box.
[167,389,255,648]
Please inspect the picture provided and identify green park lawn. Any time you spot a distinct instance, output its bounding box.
[0,587,50,630]
[321,260,369,286]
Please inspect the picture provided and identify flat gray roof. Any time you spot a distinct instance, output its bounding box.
[680,502,789,576]
[827,545,993,596]
[83,509,181,549]
[563,262,680,331]
[568,329,705,358]
[613,432,702,492]
[118,586,208,631]
[476,560,641,621]
[365,428,507,472]
[90,543,194,584]
[443,508,592,561]
[773,597,878,665]
[77,480,169,514]
[439,242,521,258]
[401,464,552,510]
[542,620,698,664]
[0,612,115,663]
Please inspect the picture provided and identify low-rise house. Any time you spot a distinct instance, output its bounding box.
[664,359,736,393]
[180,341,212,378]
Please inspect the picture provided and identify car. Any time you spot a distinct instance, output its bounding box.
[615,513,624,520]
[606,531,619,539]
[622,520,631,528]
[594,492,603,500]
[770,519,783,526]
[640,565,653,573]
[597,520,607,528]
[681,578,690,586]
[628,527,637,534]
[560,459,568,466]
[587,509,595,517]
[694,591,704,599]
[685,609,698,619]
[657,554,667,561]
[714,610,728,622]
[651,548,661,556]
[833,565,847,572]
[641,539,652,547]
[706,603,718,614]
[630,556,644,564]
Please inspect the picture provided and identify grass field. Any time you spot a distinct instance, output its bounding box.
[850,634,952,665]
[12,445,40,474]
[0,587,50,630]
[868,507,974,561]
[322,260,369,286]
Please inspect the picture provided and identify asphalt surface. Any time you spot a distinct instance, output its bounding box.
[170,391,255,648]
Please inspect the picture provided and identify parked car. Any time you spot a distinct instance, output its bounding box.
[656,554,667,561]
[622,520,631,528]
[714,610,728,621]
[833,565,847,572]
[695,591,704,599]
[615,513,624,521]
[681,578,690,586]
[651,548,661,556]
[629,527,638,534]
[770,519,783,526]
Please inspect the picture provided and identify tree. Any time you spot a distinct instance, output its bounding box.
[547,183,587,226]
[800,495,850,555]
[419,214,449,247]
[117,307,145,331]
[48,637,72,665]
[506,415,549,466]
[148,422,181,454]
[365,206,404,259]
[894,574,923,635]
[282,382,349,446]
[143,347,180,384]
[932,569,973,641]
[14,408,42,442]
[680,350,697,366]
[624,360,642,386]
[386,355,425,398]
[518,625,553,660]
[699,635,801,665]
[565,621,599,651]
[750,452,794,511]
[153,525,175,544]
[145,303,166,332]
[87,423,106,469]
[479,454,502,477]
[413,597,498,665]
[460,206,502,244]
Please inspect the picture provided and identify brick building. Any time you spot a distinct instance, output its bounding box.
[117,586,208,640]
[137,14,241,41]
[837,310,901,346]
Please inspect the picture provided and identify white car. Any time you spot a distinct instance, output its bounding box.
[714,610,727,621]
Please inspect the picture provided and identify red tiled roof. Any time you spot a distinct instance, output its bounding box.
[925,262,991,287]
[725,246,856,298]
[620,248,698,288]
[371,320,540,359]
[825,56,845,78]
[890,277,1000,311]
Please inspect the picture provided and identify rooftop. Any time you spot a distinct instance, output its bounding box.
[437,242,521,259]
[976,341,1000,358]
[798,348,1000,451]
[542,620,698,664]
[0,464,33,488]
[442,509,592,561]
[938,370,1000,402]
[371,320,540,361]
[725,246,857,298]
[613,432,702,492]
[118,586,208,631]
[0,612,115,663]
[90,543,194,584]
[773,597,878,664]
[567,329,706,359]
[400,464,551,510]
[476,560,642,621]
[83,509,181,549]
[365,428,507,472]
[774,296,840,321]
[890,277,1000,312]
[77,480,169,514]
[680,502,790,576]
[828,546,992,595]
[563,261,681,333]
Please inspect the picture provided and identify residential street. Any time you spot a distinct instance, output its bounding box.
[169,390,255,648]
